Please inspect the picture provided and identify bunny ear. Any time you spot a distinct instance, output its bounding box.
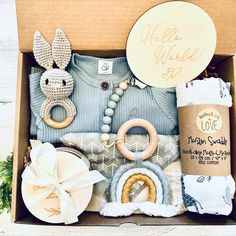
[33,31,53,70]
[52,29,71,70]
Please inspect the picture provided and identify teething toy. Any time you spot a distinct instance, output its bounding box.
[33,29,76,129]
[116,118,158,161]
[112,119,169,205]
[100,119,182,217]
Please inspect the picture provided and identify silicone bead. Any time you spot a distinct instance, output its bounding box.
[101,80,129,143]
[101,133,110,143]
[105,108,114,116]
[108,101,117,109]
[111,94,120,102]
[115,88,124,96]
[119,82,128,90]
[103,116,112,124]
[101,125,111,133]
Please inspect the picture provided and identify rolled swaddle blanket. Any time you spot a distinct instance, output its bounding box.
[176,77,235,215]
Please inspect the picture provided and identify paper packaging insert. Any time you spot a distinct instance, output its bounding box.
[12,0,236,225]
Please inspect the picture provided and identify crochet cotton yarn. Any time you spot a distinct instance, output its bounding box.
[40,69,74,99]
[33,29,76,129]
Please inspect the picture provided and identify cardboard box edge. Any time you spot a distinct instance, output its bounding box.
[11,52,23,222]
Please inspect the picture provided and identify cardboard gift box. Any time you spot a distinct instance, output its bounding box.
[12,0,236,226]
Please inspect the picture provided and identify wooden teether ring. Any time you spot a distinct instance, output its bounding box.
[121,174,156,203]
[116,119,158,161]
[41,98,76,129]
[44,117,74,129]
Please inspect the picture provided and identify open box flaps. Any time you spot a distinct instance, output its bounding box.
[16,0,236,54]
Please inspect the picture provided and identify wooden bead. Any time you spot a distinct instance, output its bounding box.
[101,125,111,133]
[119,82,128,90]
[101,133,110,143]
[105,108,114,116]
[103,116,112,124]
[108,101,117,109]
[111,94,120,102]
[115,88,124,96]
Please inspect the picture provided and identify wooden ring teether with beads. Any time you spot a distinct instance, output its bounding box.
[121,173,156,203]
[116,118,158,161]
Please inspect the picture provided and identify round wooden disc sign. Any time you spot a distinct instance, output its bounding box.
[126,1,216,88]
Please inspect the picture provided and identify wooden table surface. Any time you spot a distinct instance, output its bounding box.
[0,0,235,235]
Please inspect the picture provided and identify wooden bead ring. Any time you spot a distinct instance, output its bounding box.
[121,174,156,203]
[116,119,158,161]
[41,98,76,129]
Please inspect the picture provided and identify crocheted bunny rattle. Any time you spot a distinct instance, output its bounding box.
[33,28,76,129]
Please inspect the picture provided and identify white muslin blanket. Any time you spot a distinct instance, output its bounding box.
[176,78,235,215]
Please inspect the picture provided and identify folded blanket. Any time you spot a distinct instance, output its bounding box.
[61,132,185,214]
[176,78,235,215]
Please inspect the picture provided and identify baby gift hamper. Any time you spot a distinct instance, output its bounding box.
[11,0,236,227]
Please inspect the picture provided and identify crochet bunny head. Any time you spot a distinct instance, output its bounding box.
[33,29,73,99]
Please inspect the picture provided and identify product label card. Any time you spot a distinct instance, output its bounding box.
[126,1,216,88]
[178,105,230,176]
[98,60,113,75]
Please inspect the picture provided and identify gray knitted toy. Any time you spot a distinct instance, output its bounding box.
[33,28,76,129]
